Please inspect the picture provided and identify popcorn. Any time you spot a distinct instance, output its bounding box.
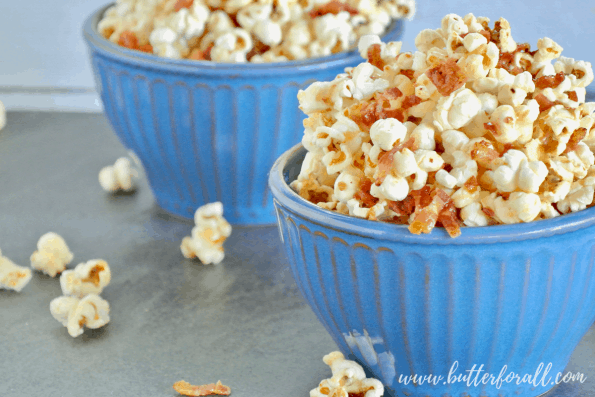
[101,0,414,63]
[0,100,6,131]
[181,202,232,264]
[30,232,74,277]
[311,351,384,397]
[60,260,112,298]
[292,13,595,237]
[173,380,231,396]
[99,157,138,193]
[0,249,32,292]
[50,294,110,338]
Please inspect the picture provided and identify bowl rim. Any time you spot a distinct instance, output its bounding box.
[82,3,405,76]
[269,143,595,246]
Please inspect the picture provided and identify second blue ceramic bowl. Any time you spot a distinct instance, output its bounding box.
[82,4,404,224]
[270,143,595,397]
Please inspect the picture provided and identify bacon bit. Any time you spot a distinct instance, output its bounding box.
[376,137,418,184]
[437,204,462,238]
[483,122,498,136]
[383,108,405,122]
[409,188,451,235]
[354,179,379,208]
[118,30,139,49]
[174,0,194,11]
[564,128,588,153]
[138,44,153,53]
[367,44,385,70]
[387,196,416,216]
[482,207,496,218]
[478,30,492,42]
[534,93,556,113]
[309,0,359,18]
[464,176,479,193]
[350,102,379,130]
[411,186,433,209]
[189,47,211,61]
[567,91,578,102]
[173,380,230,396]
[572,69,586,80]
[426,59,467,96]
[246,40,271,61]
[379,87,403,99]
[534,72,565,90]
[407,116,422,124]
[443,164,453,173]
[496,52,523,75]
[401,95,422,110]
[470,140,501,169]
[399,69,415,80]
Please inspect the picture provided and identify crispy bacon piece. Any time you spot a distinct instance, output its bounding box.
[174,0,194,12]
[118,30,139,49]
[387,196,416,216]
[564,128,588,153]
[426,59,467,96]
[376,137,419,184]
[354,179,379,208]
[246,40,271,61]
[482,207,496,219]
[464,176,479,193]
[138,44,153,53]
[409,188,451,235]
[534,93,556,113]
[399,69,415,80]
[383,108,405,122]
[534,72,565,90]
[350,102,379,130]
[401,95,422,110]
[567,91,578,102]
[470,139,502,169]
[309,0,359,18]
[478,29,492,42]
[190,46,213,61]
[173,380,231,396]
[367,44,385,70]
[437,203,462,238]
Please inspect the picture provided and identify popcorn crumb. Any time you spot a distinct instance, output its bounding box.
[50,294,110,337]
[60,259,111,298]
[30,232,74,277]
[292,13,595,237]
[181,202,232,264]
[0,249,32,292]
[173,380,231,396]
[310,351,384,397]
[99,157,138,193]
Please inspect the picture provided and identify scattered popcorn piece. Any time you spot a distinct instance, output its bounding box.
[98,157,138,193]
[173,380,231,396]
[292,13,595,237]
[50,294,110,337]
[181,202,232,264]
[310,351,384,397]
[0,100,6,131]
[30,232,74,277]
[60,259,111,298]
[0,249,32,292]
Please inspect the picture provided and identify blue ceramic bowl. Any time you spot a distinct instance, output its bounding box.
[270,143,595,397]
[82,4,404,225]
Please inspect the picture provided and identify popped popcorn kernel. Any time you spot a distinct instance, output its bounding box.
[50,294,110,338]
[0,249,32,292]
[99,157,138,193]
[30,232,74,277]
[310,351,384,397]
[60,259,112,298]
[181,202,232,264]
[291,12,595,236]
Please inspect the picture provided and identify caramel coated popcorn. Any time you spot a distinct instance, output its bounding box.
[292,13,595,237]
[0,249,32,292]
[310,351,384,397]
[98,157,138,193]
[50,294,111,337]
[30,232,74,277]
[98,0,415,63]
[60,259,112,298]
[181,202,232,264]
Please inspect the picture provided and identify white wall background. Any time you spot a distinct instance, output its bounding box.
[0,0,594,112]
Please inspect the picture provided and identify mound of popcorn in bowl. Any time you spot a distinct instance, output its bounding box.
[291,13,595,237]
[98,0,415,62]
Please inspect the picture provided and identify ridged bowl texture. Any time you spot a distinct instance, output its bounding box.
[82,4,404,224]
[269,143,595,397]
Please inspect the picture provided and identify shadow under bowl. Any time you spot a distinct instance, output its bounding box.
[269,143,595,397]
[82,4,404,225]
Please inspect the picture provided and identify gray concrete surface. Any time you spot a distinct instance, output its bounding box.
[0,112,594,396]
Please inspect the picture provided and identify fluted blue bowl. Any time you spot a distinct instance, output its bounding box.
[269,143,595,397]
[82,4,404,224]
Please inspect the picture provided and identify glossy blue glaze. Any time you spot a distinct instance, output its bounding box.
[270,143,595,397]
[82,4,404,225]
